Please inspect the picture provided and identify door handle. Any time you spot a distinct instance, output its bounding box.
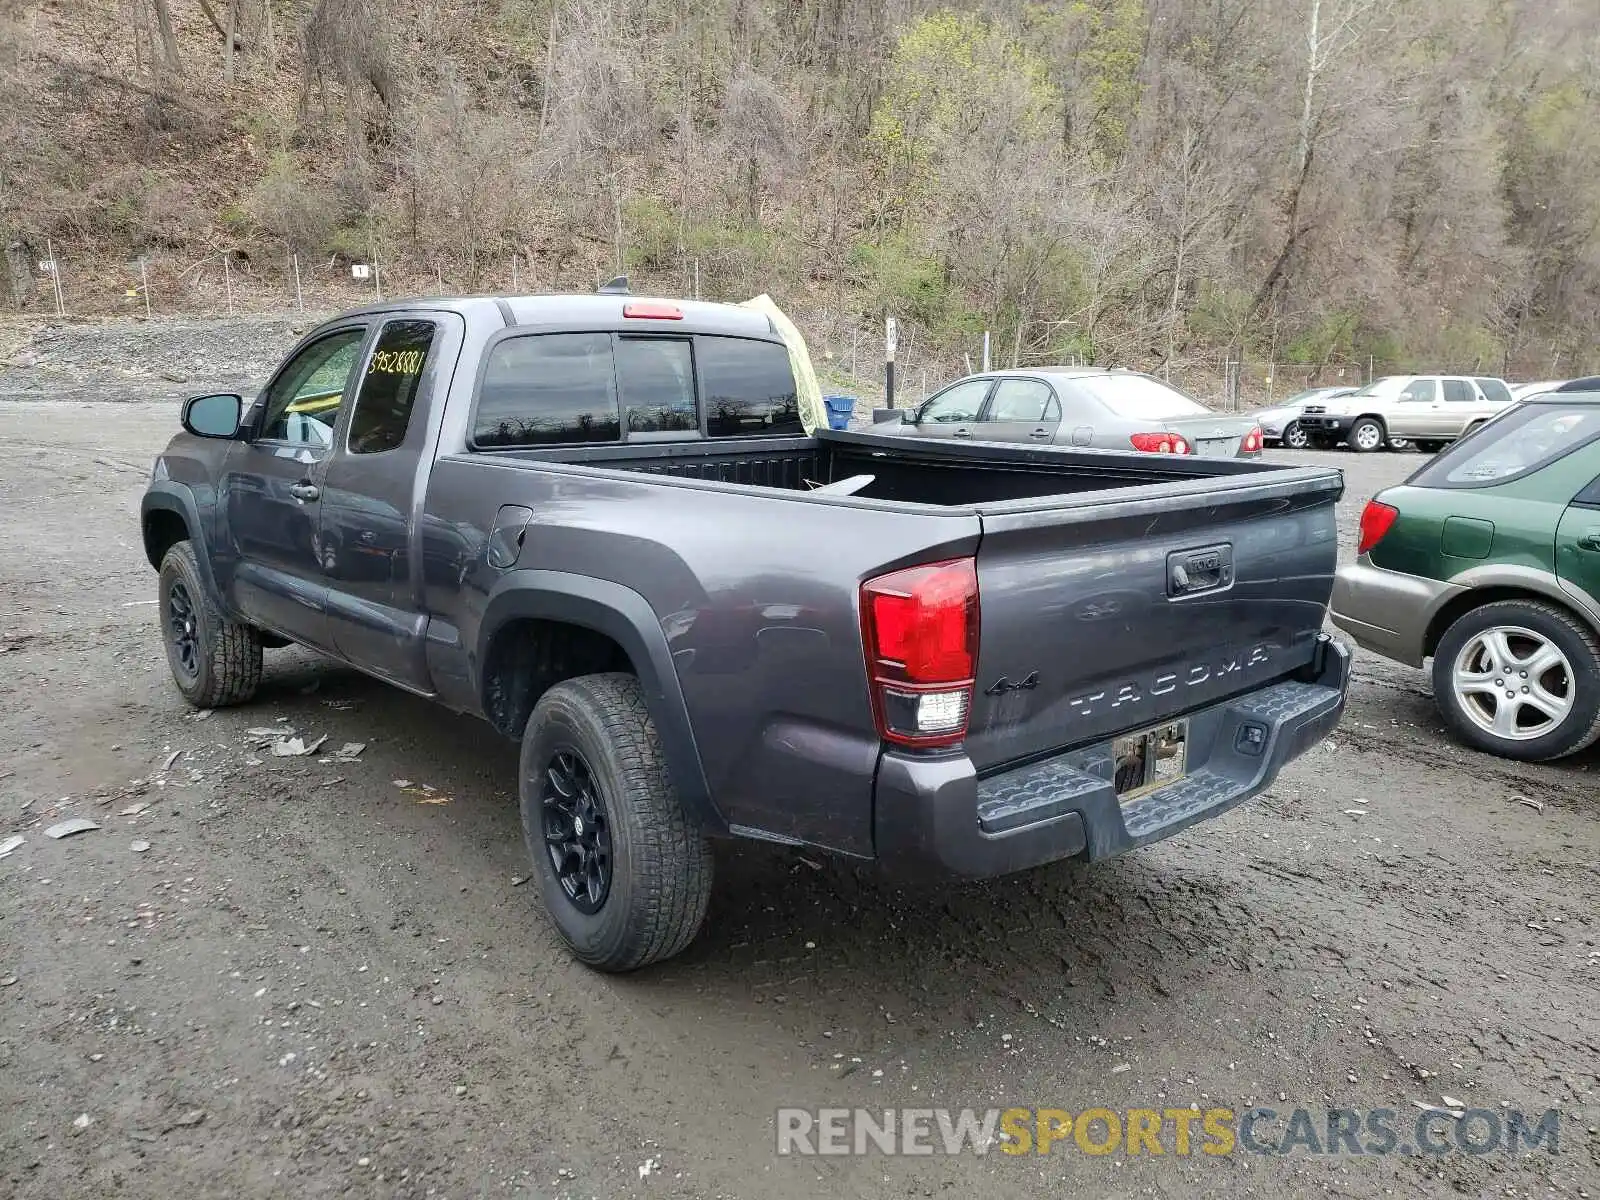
[1578,533,1600,552]
[1029,429,1051,440]
[953,428,972,438]
[289,482,320,502]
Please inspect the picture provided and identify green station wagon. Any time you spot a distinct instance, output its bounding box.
[1331,391,1600,760]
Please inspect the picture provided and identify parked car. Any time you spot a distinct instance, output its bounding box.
[1330,388,1600,760]
[1296,375,1515,453]
[1255,386,1357,448]
[141,292,1349,971]
[885,368,1263,457]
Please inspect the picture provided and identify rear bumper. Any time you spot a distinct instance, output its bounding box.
[873,636,1350,877]
[1330,560,1458,668]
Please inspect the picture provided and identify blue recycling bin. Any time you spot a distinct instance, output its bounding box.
[823,394,857,430]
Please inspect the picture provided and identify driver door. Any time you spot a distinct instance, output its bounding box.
[1388,378,1441,438]
[910,378,994,440]
[223,324,370,652]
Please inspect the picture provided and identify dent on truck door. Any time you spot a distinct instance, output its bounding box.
[318,314,460,693]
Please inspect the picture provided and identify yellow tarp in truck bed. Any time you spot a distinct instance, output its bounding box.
[740,294,829,436]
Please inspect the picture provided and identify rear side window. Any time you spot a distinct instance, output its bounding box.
[1476,378,1513,404]
[701,337,801,437]
[987,379,1055,422]
[474,333,620,446]
[349,320,435,454]
[616,338,696,434]
[1414,403,1600,487]
[1442,379,1474,404]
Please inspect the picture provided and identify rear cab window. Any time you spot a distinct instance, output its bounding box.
[470,332,799,447]
[1413,402,1600,487]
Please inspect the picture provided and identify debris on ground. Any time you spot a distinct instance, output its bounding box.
[169,1109,206,1129]
[159,749,183,772]
[1511,796,1544,813]
[271,734,328,758]
[0,835,23,858]
[638,1157,661,1180]
[45,818,100,839]
[1343,809,1366,817]
[511,875,529,887]
[393,780,451,805]
[130,840,151,853]
[1413,1100,1465,1119]
[120,801,151,816]
[321,742,366,763]
[73,1113,92,1130]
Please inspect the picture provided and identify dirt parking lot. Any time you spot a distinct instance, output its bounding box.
[2,358,1597,1198]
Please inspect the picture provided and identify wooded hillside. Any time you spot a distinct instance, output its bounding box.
[2,0,1597,381]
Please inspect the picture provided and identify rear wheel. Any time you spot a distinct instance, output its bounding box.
[1281,421,1310,449]
[1348,417,1385,453]
[1415,440,1446,454]
[519,673,713,971]
[1432,599,1600,761]
[158,541,263,707]
[1386,436,1411,451]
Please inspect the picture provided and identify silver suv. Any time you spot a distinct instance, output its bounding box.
[1295,375,1515,453]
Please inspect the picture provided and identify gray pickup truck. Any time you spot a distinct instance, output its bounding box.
[141,293,1350,970]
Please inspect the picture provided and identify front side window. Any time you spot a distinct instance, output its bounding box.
[1071,374,1209,420]
[349,320,436,454]
[986,379,1055,422]
[259,328,366,447]
[1398,379,1438,404]
[1415,403,1600,487]
[920,380,990,423]
[701,337,801,437]
[474,333,620,447]
[616,338,696,434]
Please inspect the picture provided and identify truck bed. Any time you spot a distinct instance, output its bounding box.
[484,427,1315,509]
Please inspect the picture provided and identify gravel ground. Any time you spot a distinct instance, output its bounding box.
[1,330,1597,1199]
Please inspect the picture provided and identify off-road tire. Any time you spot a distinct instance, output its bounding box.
[1348,417,1386,453]
[519,673,713,971]
[1431,599,1600,762]
[158,540,263,707]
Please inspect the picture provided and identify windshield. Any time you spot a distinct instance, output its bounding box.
[1348,377,1406,398]
[1072,374,1210,420]
[1413,402,1600,487]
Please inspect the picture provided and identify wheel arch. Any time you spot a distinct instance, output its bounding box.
[141,485,225,611]
[476,571,722,834]
[1423,570,1600,659]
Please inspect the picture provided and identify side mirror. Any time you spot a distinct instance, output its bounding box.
[182,393,244,439]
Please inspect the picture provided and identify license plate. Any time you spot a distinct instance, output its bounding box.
[1194,438,1234,457]
[1112,720,1188,804]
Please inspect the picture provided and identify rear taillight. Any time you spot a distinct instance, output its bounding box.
[1357,500,1399,556]
[1129,433,1192,455]
[1241,426,1263,454]
[861,558,979,748]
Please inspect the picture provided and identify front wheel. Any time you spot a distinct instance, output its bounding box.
[158,541,263,707]
[1432,600,1600,761]
[1281,421,1310,449]
[1348,417,1385,453]
[519,673,713,971]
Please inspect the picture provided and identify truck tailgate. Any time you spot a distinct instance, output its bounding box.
[966,469,1342,773]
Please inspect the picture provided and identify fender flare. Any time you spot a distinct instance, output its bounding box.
[141,483,226,612]
[477,570,722,834]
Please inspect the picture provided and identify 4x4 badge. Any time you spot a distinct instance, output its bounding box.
[984,671,1040,696]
